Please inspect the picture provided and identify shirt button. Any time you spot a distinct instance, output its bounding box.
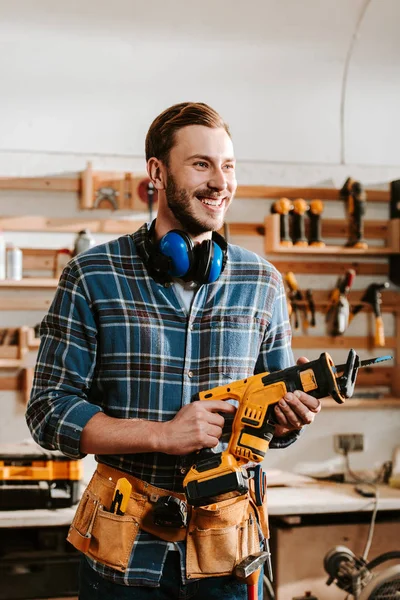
[188,323,193,331]
[188,370,194,378]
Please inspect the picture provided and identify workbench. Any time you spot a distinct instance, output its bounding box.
[1,480,399,600]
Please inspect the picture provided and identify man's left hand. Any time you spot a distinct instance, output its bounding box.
[273,356,321,437]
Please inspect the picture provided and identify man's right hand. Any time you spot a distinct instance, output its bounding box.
[158,401,236,456]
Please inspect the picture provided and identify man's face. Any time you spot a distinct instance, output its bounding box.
[163,125,237,236]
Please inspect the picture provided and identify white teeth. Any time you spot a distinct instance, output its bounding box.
[200,198,223,207]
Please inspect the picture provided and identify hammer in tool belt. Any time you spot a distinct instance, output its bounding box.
[340,177,368,249]
[308,199,325,247]
[350,282,390,347]
[271,198,293,247]
[326,269,356,336]
[290,198,309,246]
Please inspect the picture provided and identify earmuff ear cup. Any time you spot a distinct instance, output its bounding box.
[158,230,194,278]
[207,240,224,283]
[195,239,224,284]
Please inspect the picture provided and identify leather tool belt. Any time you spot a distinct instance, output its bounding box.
[67,463,269,579]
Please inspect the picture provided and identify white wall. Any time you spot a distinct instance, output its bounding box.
[0,0,399,482]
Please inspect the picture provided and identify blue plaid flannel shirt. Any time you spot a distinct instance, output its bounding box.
[26,223,298,587]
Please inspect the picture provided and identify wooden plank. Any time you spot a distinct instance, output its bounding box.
[270,260,389,276]
[0,216,144,234]
[226,219,389,239]
[323,397,400,408]
[0,295,54,311]
[321,219,388,239]
[392,312,400,396]
[0,278,58,288]
[0,375,19,390]
[236,185,389,202]
[0,176,79,192]
[291,336,396,349]
[294,289,399,310]
[264,215,394,254]
[22,248,57,271]
[0,359,22,368]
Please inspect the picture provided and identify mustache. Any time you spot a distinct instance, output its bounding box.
[195,190,226,200]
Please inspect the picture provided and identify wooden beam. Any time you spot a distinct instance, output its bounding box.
[291,336,396,349]
[270,261,389,276]
[323,397,400,408]
[0,176,80,192]
[0,176,390,203]
[0,374,19,390]
[0,216,145,234]
[294,290,399,310]
[0,278,58,289]
[235,185,389,202]
[0,295,54,311]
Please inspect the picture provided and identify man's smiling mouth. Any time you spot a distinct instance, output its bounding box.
[197,196,224,208]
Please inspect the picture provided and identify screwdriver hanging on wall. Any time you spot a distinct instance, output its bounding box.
[270,198,293,247]
[307,199,325,247]
[290,198,309,246]
[340,177,368,249]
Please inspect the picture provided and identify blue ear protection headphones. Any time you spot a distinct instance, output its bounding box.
[141,220,228,285]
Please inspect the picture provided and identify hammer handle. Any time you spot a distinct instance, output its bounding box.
[374,316,385,347]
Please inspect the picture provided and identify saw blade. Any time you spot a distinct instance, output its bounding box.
[334,355,392,373]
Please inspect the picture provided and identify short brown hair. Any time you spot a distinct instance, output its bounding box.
[145,102,231,164]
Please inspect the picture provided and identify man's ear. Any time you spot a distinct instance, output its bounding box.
[147,158,166,191]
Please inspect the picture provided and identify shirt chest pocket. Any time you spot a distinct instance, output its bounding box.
[201,316,265,381]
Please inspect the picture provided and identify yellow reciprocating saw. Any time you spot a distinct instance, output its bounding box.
[183,350,392,506]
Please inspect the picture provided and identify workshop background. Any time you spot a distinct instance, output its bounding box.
[0,0,399,599]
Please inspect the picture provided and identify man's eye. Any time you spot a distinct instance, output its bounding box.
[224,164,235,170]
[194,162,208,168]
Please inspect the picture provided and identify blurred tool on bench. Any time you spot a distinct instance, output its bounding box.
[341,177,368,249]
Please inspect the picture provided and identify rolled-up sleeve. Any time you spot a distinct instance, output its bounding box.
[25,264,103,459]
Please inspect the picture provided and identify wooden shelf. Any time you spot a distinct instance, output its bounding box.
[264,214,400,256]
[0,278,58,288]
[323,397,400,408]
[0,174,390,203]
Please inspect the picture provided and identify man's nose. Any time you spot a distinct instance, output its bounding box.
[208,167,228,191]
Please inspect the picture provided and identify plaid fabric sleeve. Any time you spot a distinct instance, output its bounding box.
[255,271,302,449]
[25,264,102,459]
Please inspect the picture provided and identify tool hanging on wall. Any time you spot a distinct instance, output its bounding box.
[389,179,400,285]
[306,289,316,327]
[307,199,325,247]
[326,269,356,336]
[284,272,307,331]
[290,199,309,246]
[80,163,158,212]
[350,282,390,347]
[270,198,293,247]
[340,177,368,249]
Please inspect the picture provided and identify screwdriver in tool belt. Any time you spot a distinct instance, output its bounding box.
[109,478,132,515]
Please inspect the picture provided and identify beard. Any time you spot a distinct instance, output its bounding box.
[165,171,226,237]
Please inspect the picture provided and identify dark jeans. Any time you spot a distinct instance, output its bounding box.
[79,553,264,599]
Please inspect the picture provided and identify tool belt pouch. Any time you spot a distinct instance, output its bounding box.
[67,471,144,572]
[186,493,263,580]
[67,467,187,573]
